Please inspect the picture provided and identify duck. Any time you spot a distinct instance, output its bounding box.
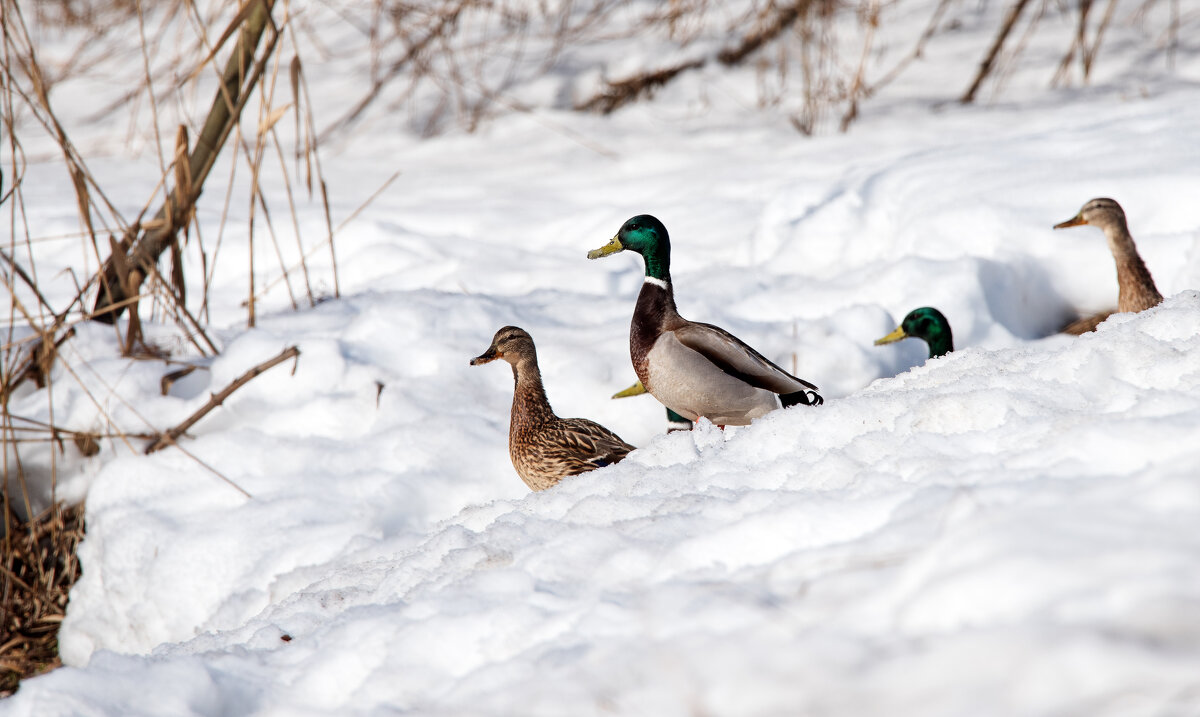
[874,307,953,358]
[471,326,635,491]
[587,215,822,426]
[611,380,694,432]
[1054,198,1162,333]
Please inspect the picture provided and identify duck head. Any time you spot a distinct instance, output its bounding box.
[1054,197,1127,233]
[875,307,953,358]
[471,326,537,367]
[588,215,671,281]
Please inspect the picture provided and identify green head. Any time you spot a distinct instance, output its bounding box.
[587,215,671,281]
[874,307,953,358]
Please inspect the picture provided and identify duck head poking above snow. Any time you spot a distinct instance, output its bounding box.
[875,307,954,359]
[588,215,822,427]
[1054,198,1163,318]
[471,326,635,491]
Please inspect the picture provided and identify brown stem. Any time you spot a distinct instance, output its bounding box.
[92,0,279,324]
[961,0,1032,104]
[145,345,299,454]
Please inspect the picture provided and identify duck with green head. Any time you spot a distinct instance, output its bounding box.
[874,307,954,358]
[588,215,822,426]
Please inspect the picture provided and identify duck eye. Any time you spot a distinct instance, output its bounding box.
[628,223,640,231]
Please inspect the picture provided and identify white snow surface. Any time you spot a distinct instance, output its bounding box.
[6,1,1200,714]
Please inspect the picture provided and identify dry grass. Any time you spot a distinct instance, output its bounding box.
[0,0,1192,697]
[0,0,338,692]
[327,0,1196,136]
[0,501,84,697]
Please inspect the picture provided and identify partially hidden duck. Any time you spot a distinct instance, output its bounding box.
[588,215,822,426]
[612,380,694,432]
[471,326,635,491]
[1054,198,1162,334]
[874,307,953,359]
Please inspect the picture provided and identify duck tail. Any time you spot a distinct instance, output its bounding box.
[781,389,823,408]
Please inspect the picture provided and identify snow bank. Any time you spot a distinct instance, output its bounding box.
[4,1,1200,714]
[14,293,1200,717]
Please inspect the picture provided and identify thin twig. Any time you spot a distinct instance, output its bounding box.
[961,0,1032,104]
[145,345,300,454]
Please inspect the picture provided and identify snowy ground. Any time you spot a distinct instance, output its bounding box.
[5,1,1200,715]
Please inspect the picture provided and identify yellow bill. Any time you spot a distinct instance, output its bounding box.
[611,381,648,399]
[587,235,624,260]
[874,327,909,346]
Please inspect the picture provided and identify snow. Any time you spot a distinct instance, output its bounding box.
[5,1,1200,714]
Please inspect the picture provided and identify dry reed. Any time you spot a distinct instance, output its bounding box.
[0,502,84,697]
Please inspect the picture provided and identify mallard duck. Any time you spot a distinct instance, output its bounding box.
[874,307,953,358]
[612,381,694,432]
[471,326,635,491]
[587,215,822,426]
[1054,198,1163,333]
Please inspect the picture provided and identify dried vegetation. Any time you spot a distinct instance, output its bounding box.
[0,0,1193,696]
[0,502,83,696]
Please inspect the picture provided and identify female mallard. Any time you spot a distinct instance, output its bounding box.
[588,215,822,426]
[874,307,953,358]
[471,326,635,491]
[612,380,694,432]
[1054,198,1162,334]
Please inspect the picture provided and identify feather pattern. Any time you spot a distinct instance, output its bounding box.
[473,326,634,491]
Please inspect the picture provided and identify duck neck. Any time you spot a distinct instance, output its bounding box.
[1103,222,1163,313]
[630,277,680,388]
[924,328,953,358]
[510,359,554,431]
[640,242,671,283]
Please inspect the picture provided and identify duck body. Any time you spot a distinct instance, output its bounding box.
[590,215,821,426]
[472,326,635,491]
[1060,310,1114,336]
[1055,198,1162,324]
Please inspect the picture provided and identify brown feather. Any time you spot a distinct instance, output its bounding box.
[1056,199,1163,332]
[1060,309,1115,336]
[474,326,635,491]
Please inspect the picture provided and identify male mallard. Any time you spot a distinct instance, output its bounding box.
[588,215,822,426]
[874,307,953,358]
[471,326,635,491]
[612,381,694,432]
[1054,198,1162,333]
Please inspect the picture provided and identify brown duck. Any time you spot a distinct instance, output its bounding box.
[1055,198,1163,334]
[471,326,635,491]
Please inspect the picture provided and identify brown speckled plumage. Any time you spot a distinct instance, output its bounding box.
[1060,310,1115,336]
[471,326,635,491]
[1055,198,1163,333]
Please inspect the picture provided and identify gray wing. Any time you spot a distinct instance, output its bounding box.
[673,322,819,394]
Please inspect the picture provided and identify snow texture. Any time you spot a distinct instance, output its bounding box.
[4,1,1200,715]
